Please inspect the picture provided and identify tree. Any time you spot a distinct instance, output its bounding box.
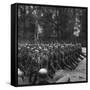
[18,5,86,44]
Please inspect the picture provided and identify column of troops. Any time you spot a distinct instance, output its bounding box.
[18,42,86,84]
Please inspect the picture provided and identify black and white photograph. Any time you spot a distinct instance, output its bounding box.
[11,3,88,86]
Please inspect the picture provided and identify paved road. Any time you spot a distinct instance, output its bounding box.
[54,47,86,83]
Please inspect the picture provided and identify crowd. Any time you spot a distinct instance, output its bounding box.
[18,42,85,84]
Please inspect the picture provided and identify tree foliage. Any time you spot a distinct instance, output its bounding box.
[18,5,87,44]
